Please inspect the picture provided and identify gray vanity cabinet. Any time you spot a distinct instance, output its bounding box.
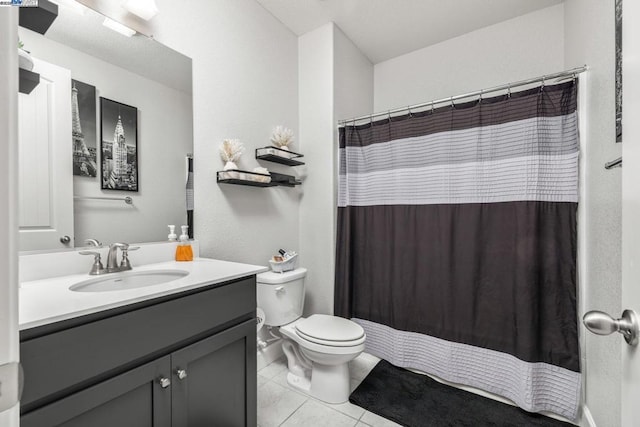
[171,320,256,427]
[21,356,173,427]
[20,276,257,427]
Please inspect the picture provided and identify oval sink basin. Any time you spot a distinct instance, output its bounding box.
[70,269,189,292]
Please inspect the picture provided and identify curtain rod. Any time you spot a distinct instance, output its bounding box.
[338,65,588,126]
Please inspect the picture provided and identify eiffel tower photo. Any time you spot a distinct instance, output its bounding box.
[71,80,97,177]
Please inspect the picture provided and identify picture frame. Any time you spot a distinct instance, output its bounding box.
[100,97,139,191]
[71,79,98,177]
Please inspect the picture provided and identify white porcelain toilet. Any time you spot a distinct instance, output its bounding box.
[257,268,366,404]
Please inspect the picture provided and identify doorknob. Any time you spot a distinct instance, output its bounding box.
[60,235,71,244]
[583,309,639,345]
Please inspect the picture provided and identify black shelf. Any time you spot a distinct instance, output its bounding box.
[256,146,305,166]
[19,68,40,94]
[19,0,58,35]
[217,169,301,188]
[217,170,277,187]
[270,172,302,187]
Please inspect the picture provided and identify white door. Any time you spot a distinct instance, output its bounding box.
[18,58,74,251]
[621,1,640,425]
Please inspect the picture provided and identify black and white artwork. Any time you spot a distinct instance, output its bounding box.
[100,97,138,191]
[71,79,98,177]
[616,0,622,143]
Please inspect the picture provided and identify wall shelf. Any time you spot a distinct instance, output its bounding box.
[19,68,40,94]
[256,146,305,166]
[217,170,301,188]
[19,0,58,35]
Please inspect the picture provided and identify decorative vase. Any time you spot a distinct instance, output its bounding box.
[223,161,238,171]
[18,48,34,71]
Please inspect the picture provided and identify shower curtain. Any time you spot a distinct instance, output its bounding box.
[335,81,580,420]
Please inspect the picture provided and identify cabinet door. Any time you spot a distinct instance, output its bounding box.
[172,319,256,427]
[21,356,172,427]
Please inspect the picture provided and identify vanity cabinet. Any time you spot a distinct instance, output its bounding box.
[19,276,257,427]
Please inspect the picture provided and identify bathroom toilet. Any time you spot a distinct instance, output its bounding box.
[257,268,366,404]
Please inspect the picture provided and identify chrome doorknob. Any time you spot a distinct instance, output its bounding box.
[159,377,171,388]
[60,235,71,244]
[583,309,639,345]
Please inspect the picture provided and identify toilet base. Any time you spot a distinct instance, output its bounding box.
[286,362,351,404]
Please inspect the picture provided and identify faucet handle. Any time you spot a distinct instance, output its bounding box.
[120,246,139,269]
[79,251,105,275]
[84,238,102,248]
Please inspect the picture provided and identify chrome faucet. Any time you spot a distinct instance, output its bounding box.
[106,243,129,271]
[80,241,139,275]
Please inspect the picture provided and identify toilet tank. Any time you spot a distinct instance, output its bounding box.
[257,268,307,326]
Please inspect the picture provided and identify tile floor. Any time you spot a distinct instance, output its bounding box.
[257,352,402,427]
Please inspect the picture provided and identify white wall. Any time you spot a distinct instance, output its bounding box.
[298,23,335,315]
[564,1,621,426]
[297,23,373,316]
[18,28,193,247]
[150,0,300,266]
[373,4,565,111]
[0,7,20,427]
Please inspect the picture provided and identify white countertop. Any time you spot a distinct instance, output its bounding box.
[20,258,268,331]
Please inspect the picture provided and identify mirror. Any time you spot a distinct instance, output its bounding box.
[18,2,193,252]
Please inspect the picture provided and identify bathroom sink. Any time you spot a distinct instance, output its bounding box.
[69,269,189,293]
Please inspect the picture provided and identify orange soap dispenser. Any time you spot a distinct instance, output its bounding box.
[175,225,193,261]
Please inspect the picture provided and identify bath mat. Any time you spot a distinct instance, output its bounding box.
[349,360,575,427]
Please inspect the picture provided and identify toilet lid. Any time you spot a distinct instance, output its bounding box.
[295,314,365,346]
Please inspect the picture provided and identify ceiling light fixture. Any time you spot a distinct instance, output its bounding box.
[102,17,137,37]
[122,0,158,21]
[52,0,87,15]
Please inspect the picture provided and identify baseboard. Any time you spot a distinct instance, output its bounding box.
[256,340,284,371]
[581,406,597,427]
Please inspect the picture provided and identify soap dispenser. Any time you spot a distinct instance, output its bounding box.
[168,225,177,241]
[175,225,193,262]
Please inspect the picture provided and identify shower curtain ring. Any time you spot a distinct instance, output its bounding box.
[507,85,511,98]
[408,106,412,117]
[479,89,483,103]
[431,101,435,114]
[450,96,454,109]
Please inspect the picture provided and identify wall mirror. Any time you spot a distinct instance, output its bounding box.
[18,2,193,252]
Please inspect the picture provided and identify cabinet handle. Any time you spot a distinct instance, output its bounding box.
[176,369,187,380]
[159,377,171,388]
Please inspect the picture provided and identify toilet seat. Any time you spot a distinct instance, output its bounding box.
[295,314,365,347]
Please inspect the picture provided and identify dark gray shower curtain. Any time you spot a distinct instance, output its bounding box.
[335,81,580,420]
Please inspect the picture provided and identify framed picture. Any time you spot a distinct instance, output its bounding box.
[100,97,138,191]
[71,79,98,177]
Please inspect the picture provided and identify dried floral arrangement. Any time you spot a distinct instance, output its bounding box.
[219,138,245,170]
[270,126,294,150]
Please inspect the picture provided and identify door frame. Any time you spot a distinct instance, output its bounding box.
[0,7,21,427]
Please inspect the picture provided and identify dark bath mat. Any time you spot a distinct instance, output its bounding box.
[349,360,575,427]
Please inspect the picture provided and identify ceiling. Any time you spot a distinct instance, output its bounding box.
[256,0,564,64]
